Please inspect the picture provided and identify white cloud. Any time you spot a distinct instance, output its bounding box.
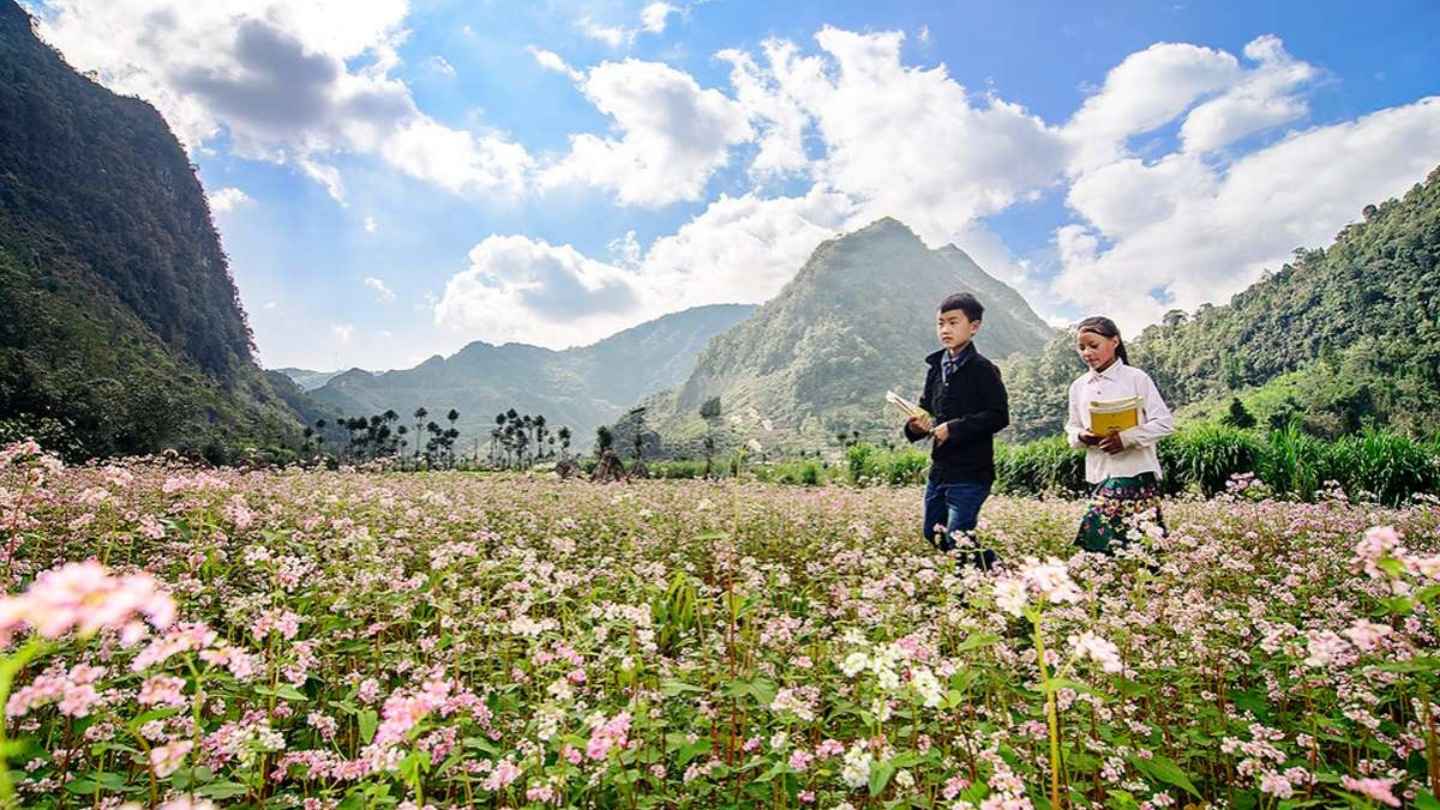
[427,55,456,78]
[433,235,642,347]
[363,216,378,233]
[641,2,678,34]
[263,301,278,310]
[527,46,583,81]
[35,0,531,201]
[725,27,1066,246]
[542,59,753,206]
[332,323,354,344]
[1179,35,1316,153]
[577,16,631,48]
[1062,42,1241,172]
[363,276,395,303]
[917,25,930,45]
[1052,97,1440,336]
[207,186,252,213]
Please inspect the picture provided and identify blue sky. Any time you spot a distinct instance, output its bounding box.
[30,0,1440,371]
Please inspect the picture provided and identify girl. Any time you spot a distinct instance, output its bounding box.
[1065,316,1174,554]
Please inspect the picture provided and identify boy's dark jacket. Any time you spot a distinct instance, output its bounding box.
[901,342,1010,483]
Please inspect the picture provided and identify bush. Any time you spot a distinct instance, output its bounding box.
[994,436,1086,497]
[1161,423,1266,497]
[1259,422,1335,501]
[1329,429,1439,505]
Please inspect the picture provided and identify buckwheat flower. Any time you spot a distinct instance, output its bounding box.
[993,577,1028,617]
[770,731,787,750]
[840,744,873,789]
[138,675,187,707]
[910,666,944,708]
[0,561,175,647]
[1340,776,1400,807]
[483,758,522,791]
[1353,526,1403,579]
[1344,619,1392,652]
[150,740,193,777]
[840,652,869,677]
[789,749,813,772]
[896,769,914,788]
[1259,771,1292,799]
[1303,630,1351,669]
[1021,558,1083,605]
[1069,632,1124,674]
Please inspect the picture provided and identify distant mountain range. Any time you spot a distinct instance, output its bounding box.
[285,304,757,450]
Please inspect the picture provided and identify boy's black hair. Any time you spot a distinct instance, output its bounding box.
[939,293,984,323]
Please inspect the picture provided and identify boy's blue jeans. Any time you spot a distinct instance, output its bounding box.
[923,480,997,570]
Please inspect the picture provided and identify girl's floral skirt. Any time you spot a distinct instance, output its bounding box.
[1074,472,1165,554]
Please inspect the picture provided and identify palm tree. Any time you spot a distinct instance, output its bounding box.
[413,408,428,463]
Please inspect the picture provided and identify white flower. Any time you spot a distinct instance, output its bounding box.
[840,745,872,789]
[1069,631,1123,673]
[841,652,869,677]
[910,667,944,708]
[993,577,1028,617]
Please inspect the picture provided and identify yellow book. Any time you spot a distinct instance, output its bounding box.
[885,390,933,424]
[1089,395,1141,435]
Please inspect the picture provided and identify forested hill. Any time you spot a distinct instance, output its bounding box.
[0,1,307,459]
[1006,164,1440,440]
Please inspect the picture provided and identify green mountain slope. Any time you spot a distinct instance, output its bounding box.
[0,2,308,459]
[1006,164,1440,440]
[642,217,1057,453]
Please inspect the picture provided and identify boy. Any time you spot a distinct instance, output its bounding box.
[902,293,1010,569]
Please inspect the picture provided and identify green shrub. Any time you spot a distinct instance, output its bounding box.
[1329,429,1439,505]
[995,436,1085,496]
[1162,423,1265,497]
[1259,422,1335,501]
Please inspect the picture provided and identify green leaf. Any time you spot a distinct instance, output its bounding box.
[1127,754,1201,799]
[868,760,896,796]
[955,633,1000,653]
[1415,789,1440,810]
[195,781,250,799]
[660,679,706,697]
[1045,677,1101,698]
[358,709,378,744]
[1374,657,1440,673]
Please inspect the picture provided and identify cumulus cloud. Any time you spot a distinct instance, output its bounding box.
[433,236,643,346]
[641,2,678,34]
[35,0,530,201]
[207,186,252,213]
[1053,97,1440,335]
[542,59,753,206]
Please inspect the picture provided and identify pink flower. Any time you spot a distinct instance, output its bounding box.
[788,749,813,771]
[150,740,193,777]
[1340,776,1400,807]
[1344,619,1392,652]
[0,561,175,646]
[138,675,187,707]
[586,711,631,761]
[483,758,521,791]
[1353,526,1403,579]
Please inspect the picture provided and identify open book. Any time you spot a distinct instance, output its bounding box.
[1089,395,1142,435]
[886,390,933,425]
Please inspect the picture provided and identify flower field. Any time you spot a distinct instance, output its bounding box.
[2,439,1439,810]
